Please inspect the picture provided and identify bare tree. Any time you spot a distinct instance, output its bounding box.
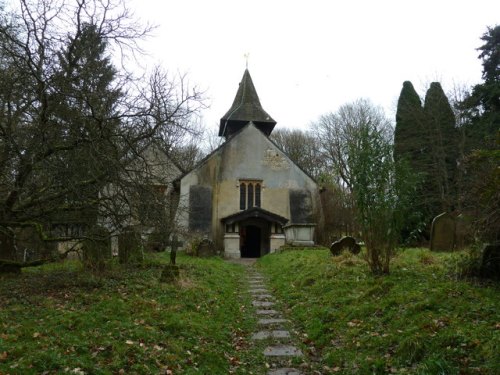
[313,99,414,274]
[270,127,326,180]
[0,0,205,268]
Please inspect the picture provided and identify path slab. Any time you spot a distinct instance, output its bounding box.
[249,288,268,293]
[252,294,274,300]
[248,283,265,288]
[268,369,302,375]
[256,309,279,315]
[252,301,274,307]
[264,345,303,357]
[258,318,288,325]
[251,330,290,340]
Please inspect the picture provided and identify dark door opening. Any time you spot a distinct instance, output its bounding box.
[241,225,261,258]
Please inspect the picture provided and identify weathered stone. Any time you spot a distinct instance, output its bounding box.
[264,345,303,357]
[82,226,111,272]
[267,368,302,375]
[197,239,217,257]
[253,301,274,307]
[480,243,500,280]
[430,212,455,251]
[252,330,290,340]
[258,318,288,325]
[253,294,274,300]
[330,236,361,256]
[250,288,269,293]
[256,309,279,315]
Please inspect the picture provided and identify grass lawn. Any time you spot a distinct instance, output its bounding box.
[0,253,262,374]
[257,248,500,374]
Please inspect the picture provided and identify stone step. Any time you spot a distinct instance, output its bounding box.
[258,318,288,325]
[252,301,275,307]
[252,294,274,300]
[251,330,290,340]
[249,288,268,293]
[256,309,279,315]
[263,345,303,357]
[248,283,265,288]
[268,368,302,375]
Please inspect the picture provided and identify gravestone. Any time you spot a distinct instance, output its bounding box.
[480,243,500,280]
[330,236,361,256]
[197,239,216,257]
[118,228,143,264]
[430,212,455,251]
[82,226,111,272]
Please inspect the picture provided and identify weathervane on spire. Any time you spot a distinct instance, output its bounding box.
[244,52,250,69]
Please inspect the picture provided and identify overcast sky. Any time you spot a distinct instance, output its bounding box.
[129,0,499,131]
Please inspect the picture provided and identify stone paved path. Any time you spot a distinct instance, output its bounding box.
[245,264,306,375]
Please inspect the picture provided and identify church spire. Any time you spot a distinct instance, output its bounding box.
[219,69,277,138]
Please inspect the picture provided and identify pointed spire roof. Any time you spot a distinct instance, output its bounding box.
[219,69,277,138]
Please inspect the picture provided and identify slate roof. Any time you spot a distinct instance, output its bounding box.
[219,69,276,138]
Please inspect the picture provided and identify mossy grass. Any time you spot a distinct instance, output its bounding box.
[0,253,262,374]
[257,247,500,374]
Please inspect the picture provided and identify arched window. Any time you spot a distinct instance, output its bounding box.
[240,183,246,210]
[247,183,254,208]
[255,183,261,207]
[239,180,263,210]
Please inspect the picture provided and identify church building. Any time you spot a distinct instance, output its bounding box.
[176,69,323,258]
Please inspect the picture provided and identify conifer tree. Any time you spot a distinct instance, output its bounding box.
[423,82,458,214]
[394,81,425,166]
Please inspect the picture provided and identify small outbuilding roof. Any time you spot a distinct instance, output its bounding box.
[219,69,277,138]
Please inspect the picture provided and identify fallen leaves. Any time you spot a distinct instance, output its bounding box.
[0,351,8,361]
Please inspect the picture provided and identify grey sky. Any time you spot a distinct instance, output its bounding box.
[129,0,499,130]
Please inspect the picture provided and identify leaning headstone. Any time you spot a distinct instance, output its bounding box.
[197,239,216,257]
[118,228,143,264]
[479,243,500,280]
[430,212,455,251]
[330,236,361,256]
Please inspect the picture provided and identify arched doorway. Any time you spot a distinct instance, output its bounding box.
[241,225,261,258]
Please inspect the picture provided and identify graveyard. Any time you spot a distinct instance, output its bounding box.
[1,247,499,374]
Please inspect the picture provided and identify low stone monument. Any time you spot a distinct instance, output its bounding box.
[430,212,455,251]
[330,236,361,256]
[197,239,216,257]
